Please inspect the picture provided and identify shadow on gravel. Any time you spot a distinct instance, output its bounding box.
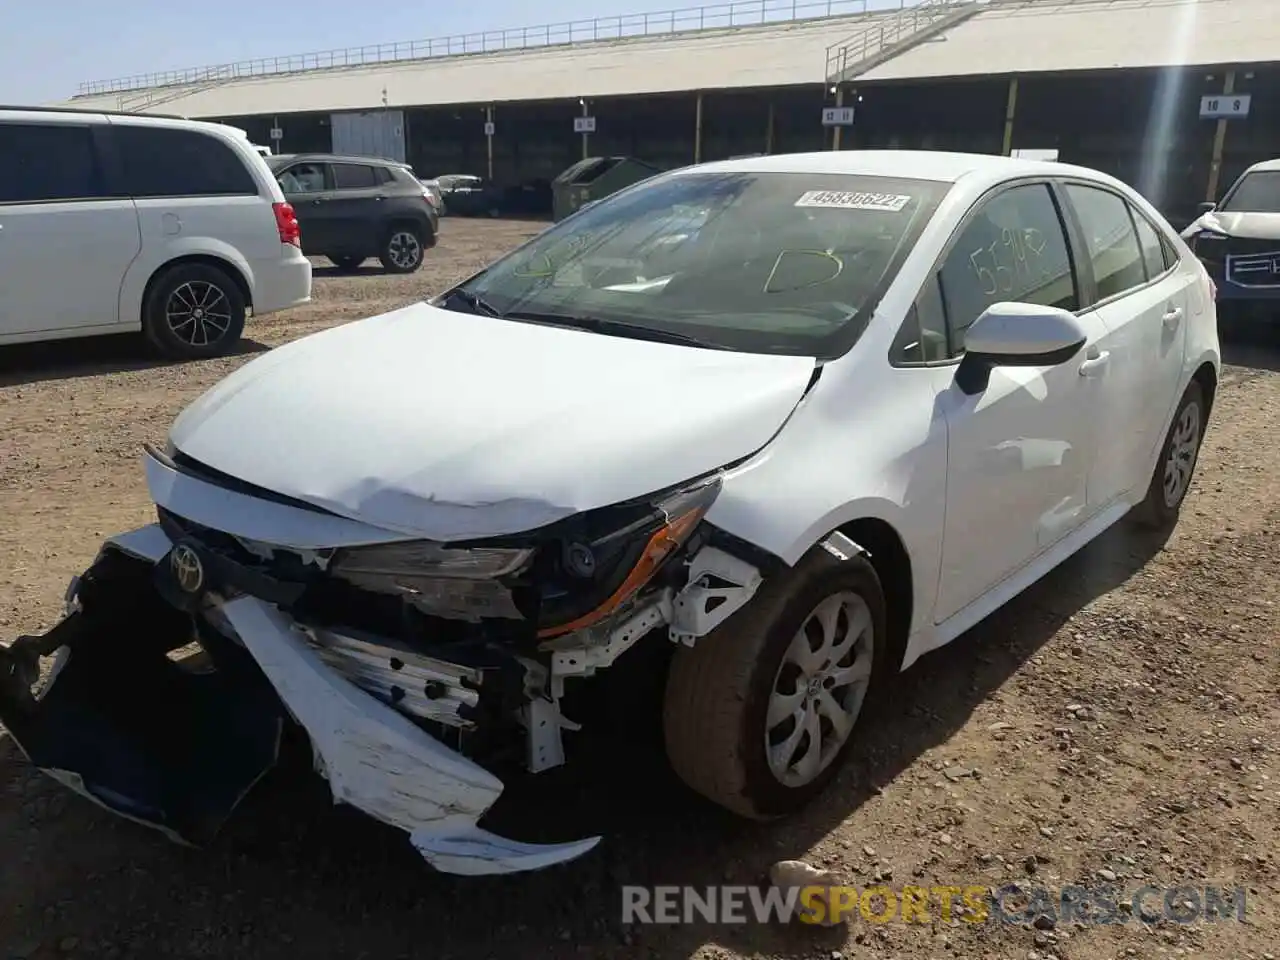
[309,264,396,279]
[0,522,1174,960]
[1218,315,1280,373]
[0,335,270,389]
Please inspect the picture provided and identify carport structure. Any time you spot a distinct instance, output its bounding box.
[63,0,1280,225]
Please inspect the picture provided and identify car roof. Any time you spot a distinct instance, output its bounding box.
[685,149,1096,185]
[0,104,186,120]
[1244,158,1280,174]
[268,152,403,167]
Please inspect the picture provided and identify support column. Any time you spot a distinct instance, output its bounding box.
[832,87,845,151]
[1001,76,1019,156]
[765,101,775,155]
[1206,69,1236,202]
[581,99,590,160]
[485,105,494,181]
[694,92,704,164]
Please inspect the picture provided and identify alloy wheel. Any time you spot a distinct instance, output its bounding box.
[765,591,874,788]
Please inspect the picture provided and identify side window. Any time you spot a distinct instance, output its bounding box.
[938,183,1078,353]
[331,163,378,189]
[1063,184,1147,301]
[1130,207,1169,280]
[374,166,394,185]
[0,123,106,203]
[891,275,950,365]
[1160,233,1180,271]
[114,126,258,198]
[278,162,327,194]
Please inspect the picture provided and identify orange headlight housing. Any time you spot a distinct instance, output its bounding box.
[535,478,720,639]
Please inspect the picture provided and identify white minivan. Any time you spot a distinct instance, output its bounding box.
[0,107,311,359]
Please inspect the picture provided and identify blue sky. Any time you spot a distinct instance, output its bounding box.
[1,0,845,104]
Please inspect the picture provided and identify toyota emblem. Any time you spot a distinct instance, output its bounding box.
[170,544,205,595]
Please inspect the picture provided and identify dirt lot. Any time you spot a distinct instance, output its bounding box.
[2,218,1279,960]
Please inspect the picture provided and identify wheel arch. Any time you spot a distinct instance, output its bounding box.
[142,254,254,315]
[385,215,434,244]
[1191,359,1218,421]
[834,517,914,677]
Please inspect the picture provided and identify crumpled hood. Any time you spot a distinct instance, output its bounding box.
[1181,209,1280,240]
[169,303,817,541]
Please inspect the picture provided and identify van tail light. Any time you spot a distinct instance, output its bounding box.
[273,201,301,247]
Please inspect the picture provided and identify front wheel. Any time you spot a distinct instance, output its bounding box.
[1130,379,1207,528]
[663,545,888,820]
[142,263,246,360]
[379,227,426,274]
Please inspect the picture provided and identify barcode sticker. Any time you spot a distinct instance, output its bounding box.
[795,190,912,212]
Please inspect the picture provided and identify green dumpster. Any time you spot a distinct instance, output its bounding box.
[551,156,662,222]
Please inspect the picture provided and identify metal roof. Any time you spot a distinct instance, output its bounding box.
[61,0,1280,119]
[859,0,1280,81]
[63,11,887,117]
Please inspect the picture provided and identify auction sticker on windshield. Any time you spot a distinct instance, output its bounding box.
[795,191,912,212]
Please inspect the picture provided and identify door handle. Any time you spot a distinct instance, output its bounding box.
[1078,350,1110,378]
[1162,305,1184,330]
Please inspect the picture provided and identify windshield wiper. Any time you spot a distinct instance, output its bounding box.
[503,310,725,350]
[442,287,505,318]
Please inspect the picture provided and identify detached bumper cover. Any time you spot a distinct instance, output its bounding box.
[0,524,599,876]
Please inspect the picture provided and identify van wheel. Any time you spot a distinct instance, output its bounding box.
[379,227,425,273]
[142,263,246,360]
[1130,379,1206,528]
[663,545,888,820]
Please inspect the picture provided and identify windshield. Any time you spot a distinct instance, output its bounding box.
[1220,170,1280,213]
[449,170,949,356]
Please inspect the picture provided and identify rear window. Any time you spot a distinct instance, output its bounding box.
[114,125,258,198]
[0,122,107,203]
[332,163,379,189]
[1220,170,1280,213]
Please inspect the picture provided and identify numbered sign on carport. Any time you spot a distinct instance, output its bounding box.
[822,107,855,127]
[1200,95,1251,120]
[574,116,597,134]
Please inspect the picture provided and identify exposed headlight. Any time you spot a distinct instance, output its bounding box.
[330,543,535,621]
[327,476,721,631]
[535,475,721,639]
[331,542,535,580]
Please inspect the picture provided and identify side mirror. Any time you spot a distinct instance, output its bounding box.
[1197,201,1217,214]
[955,302,1087,395]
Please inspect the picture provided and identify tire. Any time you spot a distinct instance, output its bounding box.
[378,226,426,274]
[329,255,364,272]
[663,544,889,820]
[1130,379,1207,528]
[142,262,246,361]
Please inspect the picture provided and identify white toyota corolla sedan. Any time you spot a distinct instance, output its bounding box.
[0,151,1219,876]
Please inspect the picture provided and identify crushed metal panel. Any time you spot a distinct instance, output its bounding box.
[220,597,602,874]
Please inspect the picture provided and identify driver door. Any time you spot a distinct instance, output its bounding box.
[932,181,1110,624]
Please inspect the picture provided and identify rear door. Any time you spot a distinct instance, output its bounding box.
[1059,181,1190,507]
[0,118,141,338]
[327,162,389,252]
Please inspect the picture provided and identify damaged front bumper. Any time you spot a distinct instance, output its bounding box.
[0,524,600,876]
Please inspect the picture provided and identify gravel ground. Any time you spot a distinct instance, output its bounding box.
[1,219,1279,960]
